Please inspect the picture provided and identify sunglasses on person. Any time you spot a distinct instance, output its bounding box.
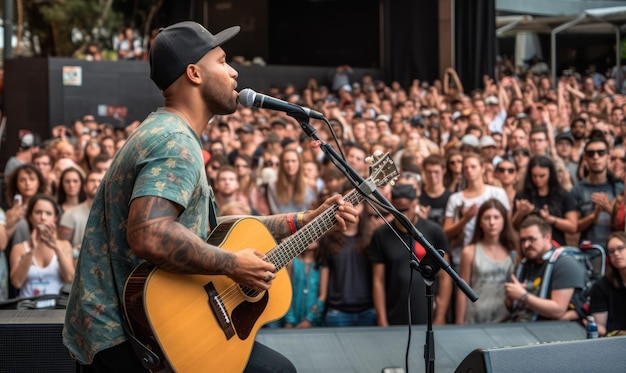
[610,156,626,162]
[585,149,607,158]
[264,161,278,167]
[496,167,516,174]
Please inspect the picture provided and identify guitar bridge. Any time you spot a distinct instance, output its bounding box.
[204,282,235,340]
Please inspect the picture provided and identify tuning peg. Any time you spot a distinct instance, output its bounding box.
[373,150,383,158]
[365,156,374,164]
[390,179,396,186]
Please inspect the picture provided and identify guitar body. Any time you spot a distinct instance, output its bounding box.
[123,218,292,373]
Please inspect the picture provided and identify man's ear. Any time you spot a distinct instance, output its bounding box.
[185,64,202,84]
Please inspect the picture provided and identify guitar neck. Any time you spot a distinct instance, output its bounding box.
[266,188,363,271]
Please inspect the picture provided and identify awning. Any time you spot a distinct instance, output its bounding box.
[496,6,626,86]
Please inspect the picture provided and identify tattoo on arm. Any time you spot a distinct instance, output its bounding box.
[258,213,292,241]
[127,196,236,275]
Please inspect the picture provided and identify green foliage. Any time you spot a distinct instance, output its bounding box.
[26,0,124,56]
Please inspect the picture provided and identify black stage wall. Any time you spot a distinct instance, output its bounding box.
[0,309,606,373]
[1,58,381,168]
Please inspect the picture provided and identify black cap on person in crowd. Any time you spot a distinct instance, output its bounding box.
[391,184,417,200]
[555,132,575,145]
[149,21,240,90]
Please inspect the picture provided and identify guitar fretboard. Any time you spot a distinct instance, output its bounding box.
[266,189,363,271]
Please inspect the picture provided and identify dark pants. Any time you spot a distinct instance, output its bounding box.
[79,340,296,373]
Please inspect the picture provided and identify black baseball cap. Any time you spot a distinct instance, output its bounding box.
[149,21,240,90]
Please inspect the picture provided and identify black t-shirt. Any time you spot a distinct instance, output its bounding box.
[368,218,450,325]
[513,191,576,246]
[322,235,373,313]
[419,188,452,226]
[589,276,626,334]
[511,251,586,322]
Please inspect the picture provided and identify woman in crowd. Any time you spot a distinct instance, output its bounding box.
[443,149,464,192]
[4,164,47,248]
[57,167,86,214]
[494,159,518,208]
[265,148,317,214]
[456,199,517,324]
[589,231,626,336]
[79,137,102,172]
[443,153,510,270]
[511,155,577,246]
[9,194,74,308]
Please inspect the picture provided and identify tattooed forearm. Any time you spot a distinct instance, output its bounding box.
[127,196,236,275]
[257,213,293,241]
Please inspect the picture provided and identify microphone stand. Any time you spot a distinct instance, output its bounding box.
[291,112,479,373]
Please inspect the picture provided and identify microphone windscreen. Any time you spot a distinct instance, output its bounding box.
[238,88,256,108]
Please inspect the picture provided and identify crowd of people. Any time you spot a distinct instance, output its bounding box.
[1,59,625,338]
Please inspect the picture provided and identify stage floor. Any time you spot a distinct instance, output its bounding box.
[0,310,591,372]
[256,322,586,373]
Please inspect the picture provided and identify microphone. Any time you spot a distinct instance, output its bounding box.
[238,88,325,120]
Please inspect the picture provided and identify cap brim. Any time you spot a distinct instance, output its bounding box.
[213,26,240,49]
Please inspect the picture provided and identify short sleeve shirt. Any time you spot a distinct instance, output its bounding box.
[63,109,215,364]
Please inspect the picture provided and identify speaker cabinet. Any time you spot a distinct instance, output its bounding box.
[0,310,76,373]
[455,336,626,373]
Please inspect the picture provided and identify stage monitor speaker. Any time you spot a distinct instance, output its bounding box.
[455,336,626,373]
[0,310,76,373]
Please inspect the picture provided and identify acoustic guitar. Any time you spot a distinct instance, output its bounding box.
[123,152,398,372]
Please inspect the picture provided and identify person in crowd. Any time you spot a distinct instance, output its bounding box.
[100,136,117,159]
[63,21,358,372]
[511,155,577,246]
[58,170,104,250]
[214,165,252,211]
[205,153,229,187]
[117,27,143,60]
[589,231,626,336]
[419,154,452,225]
[317,186,376,327]
[79,137,102,172]
[443,149,464,192]
[32,150,56,196]
[4,164,47,247]
[265,148,317,214]
[4,133,40,182]
[609,145,626,180]
[554,132,579,183]
[494,159,518,208]
[443,153,510,270]
[571,137,624,246]
[505,215,586,322]
[9,194,74,308]
[284,241,324,328]
[57,167,86,214]
[512,147,531,191]
[456,199,516,324]
[368,183,452,325]
[233,154,258,207]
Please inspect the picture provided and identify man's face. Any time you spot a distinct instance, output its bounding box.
[423,164,444,188]
[529,132,548,155]
[84,172,104,199]
[519,225,552,261]
[555,140,572,159]
[509,129,528,149]
[216,170,239,196]
[198,47,239,115]
[584,142,609,175]
[571,120,586,140]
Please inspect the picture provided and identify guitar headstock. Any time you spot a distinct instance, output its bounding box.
[365,151,399,188]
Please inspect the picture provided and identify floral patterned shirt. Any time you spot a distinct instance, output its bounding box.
[63,109,215,364]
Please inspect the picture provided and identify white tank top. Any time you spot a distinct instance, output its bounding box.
[19,242,64,308]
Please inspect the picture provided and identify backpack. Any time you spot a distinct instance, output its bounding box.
[515,244,605,321]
